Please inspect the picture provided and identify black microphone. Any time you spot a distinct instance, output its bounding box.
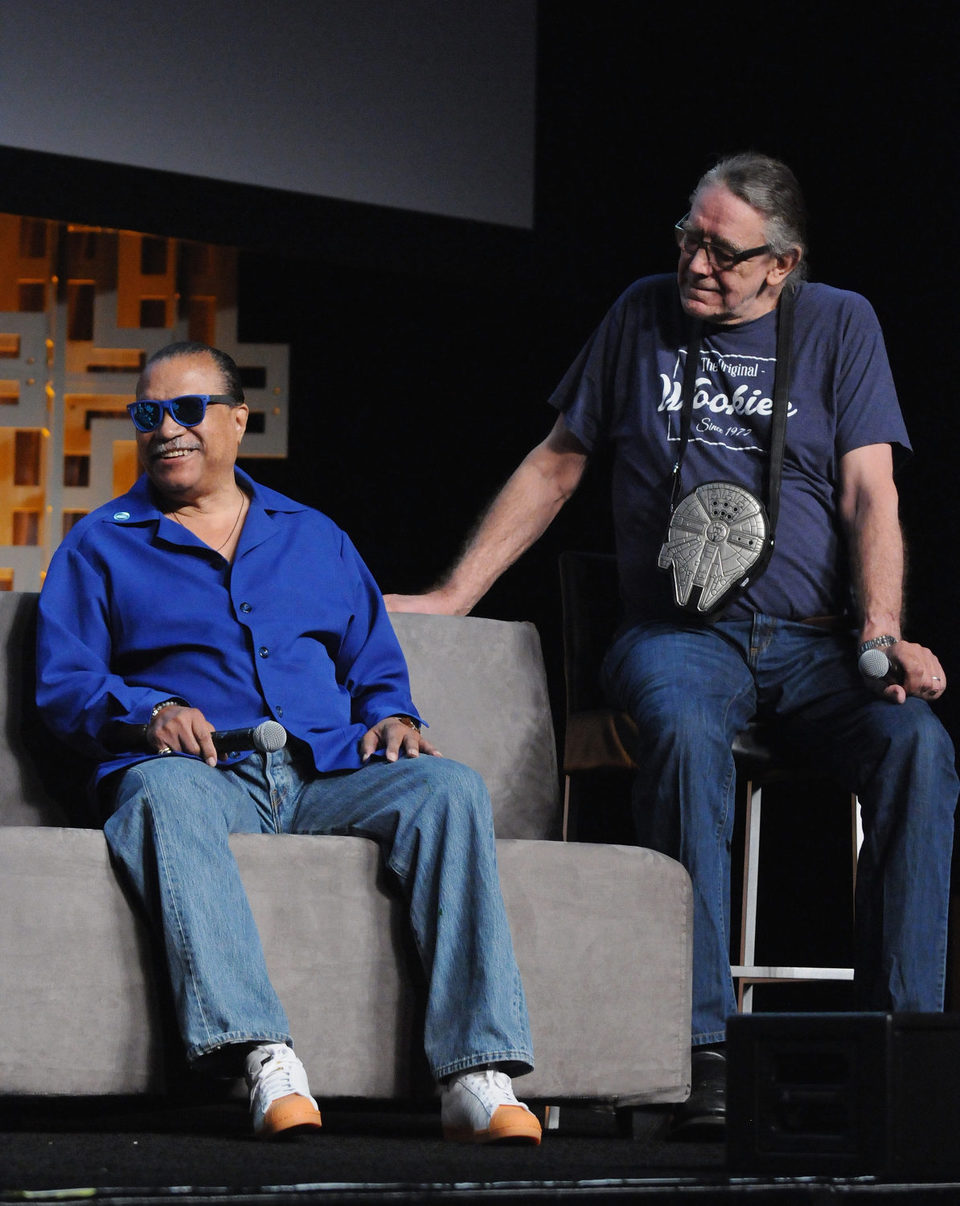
[858,647,903,685]
[105,718,287,755]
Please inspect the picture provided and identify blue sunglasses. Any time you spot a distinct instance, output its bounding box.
[127,394,236,433]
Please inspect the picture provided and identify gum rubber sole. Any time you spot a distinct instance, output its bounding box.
[257,1093,323,1140]
[443,1104,542,1145]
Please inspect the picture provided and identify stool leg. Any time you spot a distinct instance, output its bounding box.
[850,793,862,913]
[737,779,763,1013]
[734,780,859,1011]
[562,775,575,842]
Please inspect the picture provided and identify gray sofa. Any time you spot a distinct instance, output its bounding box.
[0,591,692,1106]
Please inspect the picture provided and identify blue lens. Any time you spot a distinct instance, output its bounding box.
[130,401,162,431]
[168,396,206,425]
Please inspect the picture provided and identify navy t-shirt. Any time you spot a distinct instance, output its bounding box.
[549,275,910,622]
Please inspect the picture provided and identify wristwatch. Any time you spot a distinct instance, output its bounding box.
[857,634,899,657]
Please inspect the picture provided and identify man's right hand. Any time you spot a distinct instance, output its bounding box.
[149,703,218,767]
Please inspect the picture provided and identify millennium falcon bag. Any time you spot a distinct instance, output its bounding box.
[658,480,773,617]
[659,288,794,619]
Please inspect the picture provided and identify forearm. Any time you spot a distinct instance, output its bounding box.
[843,474,946,703]
[435,449,581,614]
[838,443,905,642]
[385,417,589,616]
[852,518,905,641]
[845,486,904,642]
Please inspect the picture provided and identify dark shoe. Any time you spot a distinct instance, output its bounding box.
[670,1045,726,1140]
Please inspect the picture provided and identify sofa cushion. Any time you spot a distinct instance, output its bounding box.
[389,613,561,839]
[0,828,691,1103]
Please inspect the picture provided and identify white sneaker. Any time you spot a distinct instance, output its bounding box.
[244,1042,323,1139]
[440,1069,542,1144]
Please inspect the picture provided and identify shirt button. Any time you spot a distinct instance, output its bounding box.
[276,705,284,718]
[258,646,269,658]
[240,602,252,613]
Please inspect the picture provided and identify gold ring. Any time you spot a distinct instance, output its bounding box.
[157,745,174,755]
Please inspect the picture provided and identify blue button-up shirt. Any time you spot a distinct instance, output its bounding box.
[37,470,421,785]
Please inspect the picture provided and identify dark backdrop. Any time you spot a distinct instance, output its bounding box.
[252,1,960,763]
[2,1,957,753]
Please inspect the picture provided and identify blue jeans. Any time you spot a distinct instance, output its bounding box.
[103,748,533,1080]
[603,615,958,1046]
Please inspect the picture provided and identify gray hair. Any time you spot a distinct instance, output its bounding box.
[692,152,808,279]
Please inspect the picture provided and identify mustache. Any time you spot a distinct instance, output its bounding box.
[149,436,201,455]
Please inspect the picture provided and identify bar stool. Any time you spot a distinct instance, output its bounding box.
[728,724,860,1012]
[558,550,860,1008]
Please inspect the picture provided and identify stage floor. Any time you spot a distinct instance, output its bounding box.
[2,1098,959,1205]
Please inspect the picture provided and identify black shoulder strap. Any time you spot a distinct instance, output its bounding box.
[766,284,795,534]
[669,319,702,514]
[670,286,796,536]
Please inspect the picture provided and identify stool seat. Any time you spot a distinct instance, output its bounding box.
[731,721,795,780]
[565,710,796,778]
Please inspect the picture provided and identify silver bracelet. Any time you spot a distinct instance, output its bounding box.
[150,697,188,721]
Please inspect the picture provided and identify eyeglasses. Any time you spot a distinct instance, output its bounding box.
[674,214,771,271]
[126,394,235,433]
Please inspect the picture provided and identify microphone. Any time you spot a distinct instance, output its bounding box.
[210,721,287,755]
[104,718,287,756]
[858,647,903,685]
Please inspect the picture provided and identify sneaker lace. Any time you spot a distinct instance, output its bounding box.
[254,1049,307,1102]
[468,1069,521,1108]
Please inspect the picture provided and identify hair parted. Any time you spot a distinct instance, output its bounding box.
[693,152,808,280]
[137,342,245,403]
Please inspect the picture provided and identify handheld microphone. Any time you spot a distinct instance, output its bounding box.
[211,721,287,755]
[858,647,903,685]
[104,718,287,756]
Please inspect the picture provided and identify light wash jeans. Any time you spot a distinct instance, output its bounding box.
[603,614,959,1047]
[103,747,533,1080]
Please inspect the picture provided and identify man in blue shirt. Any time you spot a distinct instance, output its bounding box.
[387,153,959,1136]
[37,341,541,1145]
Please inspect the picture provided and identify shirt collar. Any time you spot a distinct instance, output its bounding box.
[105,468,309,527]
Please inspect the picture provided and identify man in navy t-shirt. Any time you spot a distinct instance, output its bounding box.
[387,153,958,1135]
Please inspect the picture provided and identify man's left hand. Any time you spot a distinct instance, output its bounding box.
[360,717,441,763]
[872,638,947,705]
